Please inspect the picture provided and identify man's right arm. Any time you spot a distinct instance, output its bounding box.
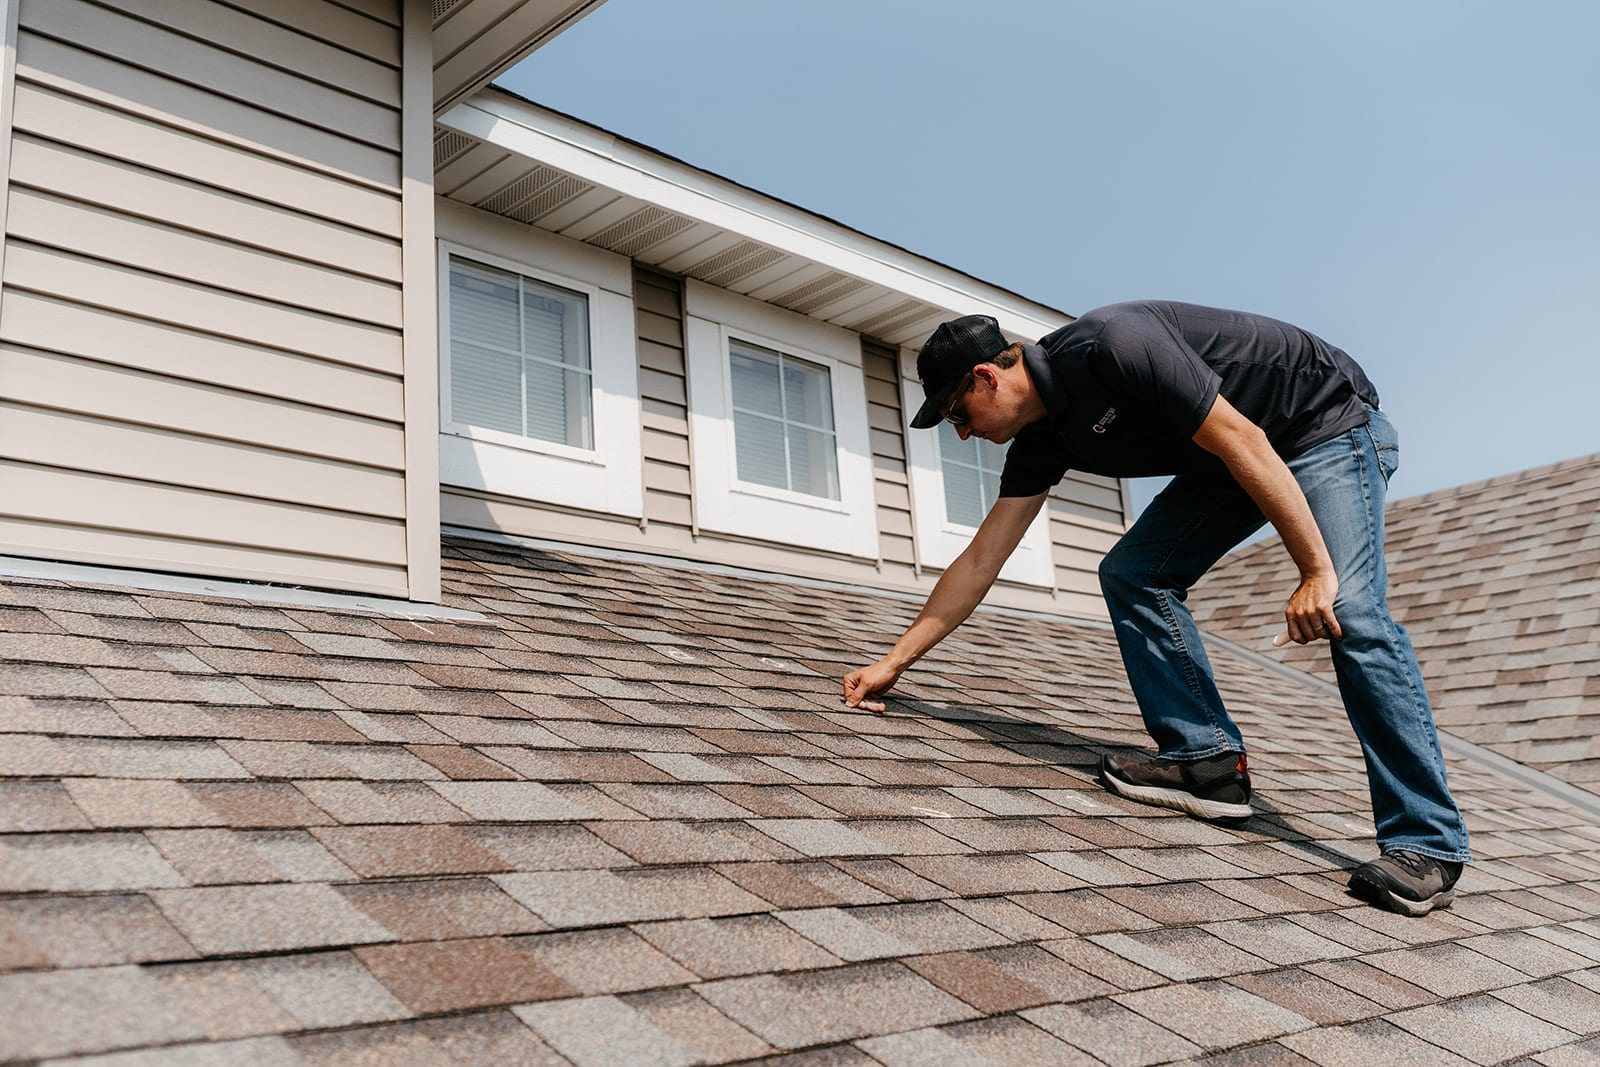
[842,491,1048,711]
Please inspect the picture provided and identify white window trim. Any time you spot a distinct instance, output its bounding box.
[436,235,642,518]
[685,280,878,559]
[900,352,1056,587]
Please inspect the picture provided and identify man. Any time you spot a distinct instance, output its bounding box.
[842,302,1469,916]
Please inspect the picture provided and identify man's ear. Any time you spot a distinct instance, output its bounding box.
[971,364,999,391]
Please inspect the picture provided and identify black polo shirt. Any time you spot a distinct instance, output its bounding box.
[997,301,1380,495]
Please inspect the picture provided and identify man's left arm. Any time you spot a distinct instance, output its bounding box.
[1191,395,1341,645]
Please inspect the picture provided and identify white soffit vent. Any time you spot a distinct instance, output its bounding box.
[515,173,594,224]
[477,164,561,215]
[854,298,926,338]
[590,206,696,258]
[694,244,787,289]
[434,128,473,171]
[775,271,869,316]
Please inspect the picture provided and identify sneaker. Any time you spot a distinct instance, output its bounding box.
[1348,850,1462,916]
[1099,750,1252,822]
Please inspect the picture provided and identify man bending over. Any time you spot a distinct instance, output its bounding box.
[842,302,1469,916]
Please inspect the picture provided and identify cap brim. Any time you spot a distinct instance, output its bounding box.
[909,384,955,429]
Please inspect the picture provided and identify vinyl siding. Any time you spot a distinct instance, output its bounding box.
[862,337,916,581]
[0,0,412,595]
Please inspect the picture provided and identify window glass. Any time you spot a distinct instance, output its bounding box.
[938,421,1007,526]
[449,256,593,450]
[729,340,840,500]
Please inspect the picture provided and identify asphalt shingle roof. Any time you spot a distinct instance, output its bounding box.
[3,534,1600,1064]
[1194,452,1600,796]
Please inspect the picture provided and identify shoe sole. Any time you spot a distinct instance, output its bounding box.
[1348,870,1456,916]
[1100,767,1253,822]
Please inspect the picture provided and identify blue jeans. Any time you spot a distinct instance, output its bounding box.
[1098,408,1470,862]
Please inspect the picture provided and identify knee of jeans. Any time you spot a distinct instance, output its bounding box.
[1098,541,1154,597]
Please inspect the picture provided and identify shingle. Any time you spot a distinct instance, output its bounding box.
[1364,941,1532,997]
[1006,890,1158,938]
[1492,975,1600,1032]
[0,780,90,832]
[1281,1018,1477,1067]
[312,824,509,877]
[486,748,675,783]
[152,883,394,954]
[945,895,1074,942]
[826,857,953,901]
[144,959,297,1041]
[623,986,778,1064]
[354,937,574,1013]
[1205,916,1360,966]
[1389,994,1576,1064]
[1,831,185,892]
[1036,848,1165,886]
[0,662,112,699]
[1,694,135,737]
[338,877,546,940]
[591,782,757,819]
[1100,881,1266,925]
[0,893,194,969]
[1227,968,1386,1026]
[290,1012,564,1067]
[293,780,468,824]
[1115,980,1315,1050]
[515,927,698,995]
[426,780,605,821]
[0,965,203,1060]
[694,962,978,1049]
[1459,930,1595,978]
[186,782,338,828]
[494,867,767,927]
[406,743,521,780]
[239,950,411,1030]
[901,852,1086,895]
[512,994,699,1067]
[1089,928,1274,981]
[1023,997,1202,1067]
[590,819,800,864]
[713,860,892,909]
[923,1016,1102,1066]
[633,915,843,979]
[465,822,636,872]
[1301,958,1440,1011]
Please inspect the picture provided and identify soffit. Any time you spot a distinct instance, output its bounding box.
[434,91,1069,350]
[432,0,608,115]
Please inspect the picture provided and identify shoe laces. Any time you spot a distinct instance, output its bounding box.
[1385,850,1433,876]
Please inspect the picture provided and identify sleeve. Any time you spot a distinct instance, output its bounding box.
[997,422,1070,497]
[1092,314,1222,438]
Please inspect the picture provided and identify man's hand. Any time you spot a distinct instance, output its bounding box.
[1283,570,1341,645]
[842,659,901,712]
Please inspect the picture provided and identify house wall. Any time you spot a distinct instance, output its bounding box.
[0,0,430,597]
[439,206,1122,617]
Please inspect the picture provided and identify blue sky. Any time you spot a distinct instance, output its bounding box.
[499,0,1599,508]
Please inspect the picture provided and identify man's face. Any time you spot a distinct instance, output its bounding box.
[942,365,1031,444]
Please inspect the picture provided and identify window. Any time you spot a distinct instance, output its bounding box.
[937,421,1006,527]
[436,218,641,518]
[684,280,878,558]
[730,341,840,500]
[448,257,593,450]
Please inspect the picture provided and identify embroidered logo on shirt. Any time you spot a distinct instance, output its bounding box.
[1091,407,1119,434]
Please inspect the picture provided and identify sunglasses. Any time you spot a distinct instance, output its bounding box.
[941,373,977,427]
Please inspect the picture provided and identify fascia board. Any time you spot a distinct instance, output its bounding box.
[441,96,1069,341]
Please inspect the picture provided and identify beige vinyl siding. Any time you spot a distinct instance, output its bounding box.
[1049,471,1128,616]
[862,337,916,580]
[634,266,695,533]
[0,0,412,596]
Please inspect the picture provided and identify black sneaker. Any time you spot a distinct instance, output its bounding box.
[1348,850,1462,916]
[1099,750,1252,822]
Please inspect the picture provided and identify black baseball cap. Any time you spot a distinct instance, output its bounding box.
[909,314,1011,428]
